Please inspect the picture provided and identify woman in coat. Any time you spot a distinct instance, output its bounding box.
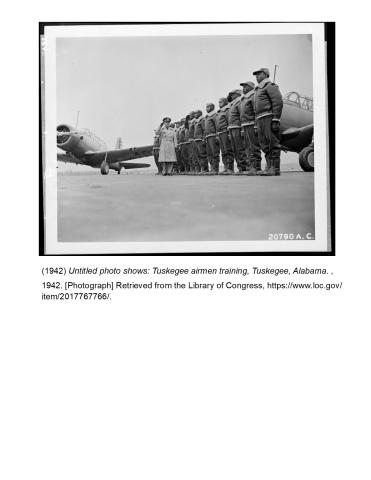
[155,117,177,176]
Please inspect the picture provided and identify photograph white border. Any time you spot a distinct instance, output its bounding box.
[43,22,329,254]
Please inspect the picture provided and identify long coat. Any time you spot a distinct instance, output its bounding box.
[156,126,177,163]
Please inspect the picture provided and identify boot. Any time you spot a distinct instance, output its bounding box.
[261,168,275,176]
[236,162,247,174]
[246,165,257,176]
[273,156,281,176]
[260,158,274,176]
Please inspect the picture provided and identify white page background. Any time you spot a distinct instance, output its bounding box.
[1,4,370,480]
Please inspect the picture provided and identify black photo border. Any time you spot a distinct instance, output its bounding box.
[39,21,335,257]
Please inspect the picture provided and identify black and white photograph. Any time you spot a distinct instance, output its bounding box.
[41,23,332,254]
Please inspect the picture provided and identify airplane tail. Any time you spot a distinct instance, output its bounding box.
[115,136,123,149]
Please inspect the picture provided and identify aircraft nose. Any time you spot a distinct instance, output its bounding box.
[56,124,72,145]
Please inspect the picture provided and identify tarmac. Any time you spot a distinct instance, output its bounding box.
[57,167,315,243]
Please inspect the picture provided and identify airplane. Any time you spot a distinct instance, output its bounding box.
[279,91,314,172]
[57,124,153,175]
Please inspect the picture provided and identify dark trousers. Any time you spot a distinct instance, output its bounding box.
[256,115,281,171]
[153,150,161,173]
[181,144,190,172]
[243,125,262,170]
[195,140,208,171]
[229,127,248,171]
[190,141,200,172]
[176,147,184,172]
[206,136,220,172]
[188,141,195,171]
[218,131,234,170]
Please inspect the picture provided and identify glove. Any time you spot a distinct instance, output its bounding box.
[271,120,280,133]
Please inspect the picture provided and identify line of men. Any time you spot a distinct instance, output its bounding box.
[153,67,283,176]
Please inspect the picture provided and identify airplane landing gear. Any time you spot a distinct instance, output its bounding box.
[100,162,109,175]
[299,143,314,172]
[100,152,110,175]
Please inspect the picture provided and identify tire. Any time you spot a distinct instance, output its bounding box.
[299,145,314,172]
[100,163,109,175]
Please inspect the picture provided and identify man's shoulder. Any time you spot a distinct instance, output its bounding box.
[231,96,242,106]
[218,105,229,113]
[240,94,253,106]
[257,80,281,91]
[267,82,280,90]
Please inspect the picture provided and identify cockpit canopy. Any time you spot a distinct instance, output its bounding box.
[80,128,107,150]
[284,91,313,112]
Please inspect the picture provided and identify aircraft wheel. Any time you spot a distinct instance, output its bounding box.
[299,145,314,172]
[100,162,109,175]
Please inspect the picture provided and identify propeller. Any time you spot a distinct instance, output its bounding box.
[56,125,72,144]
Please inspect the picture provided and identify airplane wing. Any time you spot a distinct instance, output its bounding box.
[119,162,151,169]
[84,145,153,166]
[57,153,85,165]
[280,124,313,153]
[280,124,313,142]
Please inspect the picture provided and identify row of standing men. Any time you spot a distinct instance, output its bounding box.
[153,68,284,176]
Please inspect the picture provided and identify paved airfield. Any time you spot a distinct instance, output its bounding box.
[57,155,314,243]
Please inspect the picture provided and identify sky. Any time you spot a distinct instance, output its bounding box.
[56,34,312,151]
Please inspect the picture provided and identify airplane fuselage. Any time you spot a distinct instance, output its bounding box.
[57,124,107,160]
[279,94,314,154]
[280,102,313,131]
[57,124,121,171]
[57,123,152,174]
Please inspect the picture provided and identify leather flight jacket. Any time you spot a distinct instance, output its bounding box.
[254,78,283,121]
[204,110,218,137]
[240,90,256,127]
